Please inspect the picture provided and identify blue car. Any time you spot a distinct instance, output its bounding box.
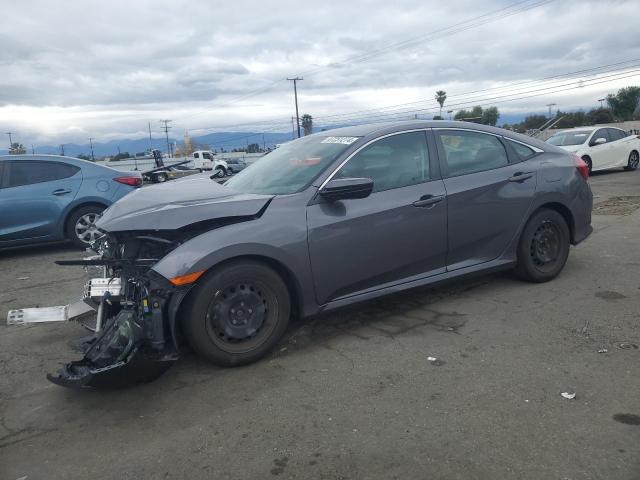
[0,155,141,248]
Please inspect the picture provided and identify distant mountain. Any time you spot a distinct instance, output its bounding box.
[0,112,545,157]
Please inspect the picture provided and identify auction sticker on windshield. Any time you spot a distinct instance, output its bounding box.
[321,136,359,145]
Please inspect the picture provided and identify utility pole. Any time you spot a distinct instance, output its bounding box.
[88,137,95,161]
[291,117,296,140]
[5,132,13,150]
[447,110,453,120]
[60,144,65,156]
[262,133,265,151]
[598,98,605,109]
[160,119,172,158]
[546,103,557,119]
[148,121,153,151]
[286,77,303,138]
[31,145,35,155]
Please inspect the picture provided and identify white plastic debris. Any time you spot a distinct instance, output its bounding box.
[598,348,608,353]
[561,392,576,400]
[17,277,29,280]
[427,356,437,362]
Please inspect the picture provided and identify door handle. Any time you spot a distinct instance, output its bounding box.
[52,188,72,196]
[508,172,534,182]
[412,195,444,208]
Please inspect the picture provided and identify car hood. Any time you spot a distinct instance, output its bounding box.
[97,174,274,232]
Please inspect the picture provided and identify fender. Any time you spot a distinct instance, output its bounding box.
[152,193,320,317]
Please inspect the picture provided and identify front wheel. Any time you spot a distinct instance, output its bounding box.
[214,166,226,178]
[182,260,291,367]
[515,208,570,283]
[625,150,639,171]
[66,205,106,248]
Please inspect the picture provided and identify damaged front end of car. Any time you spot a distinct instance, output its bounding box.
[43,232,194,389]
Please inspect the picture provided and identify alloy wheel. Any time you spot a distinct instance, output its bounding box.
[629,151,639,170]
[74,213,102,244]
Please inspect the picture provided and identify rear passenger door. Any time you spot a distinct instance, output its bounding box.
[0,160,82,243]
[606,128,630,167]
[434,129,537,271]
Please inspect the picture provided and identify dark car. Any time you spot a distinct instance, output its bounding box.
[0,155,142,248]
[31,121,592,387]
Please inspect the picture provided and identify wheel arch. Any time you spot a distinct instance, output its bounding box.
[532,201,576,243]
[172,254,304,329]
[62,201,110,238]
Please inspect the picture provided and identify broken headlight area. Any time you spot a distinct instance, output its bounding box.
[47,232,191,389]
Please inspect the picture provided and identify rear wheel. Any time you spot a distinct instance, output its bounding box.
[154,172,168,183]
[581,155,593,175]
[214,166,226,177]
[515,208,570,283]
[182,260,291,367]
[625,150,639,171]
[65,205,106,248]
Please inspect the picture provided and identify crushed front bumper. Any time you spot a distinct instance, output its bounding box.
[7,274,183,389]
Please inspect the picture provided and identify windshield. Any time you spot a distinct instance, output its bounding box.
[225,135,360,194]
[547,131,591,146]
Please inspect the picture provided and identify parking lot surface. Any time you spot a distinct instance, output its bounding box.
[1,170,639,480]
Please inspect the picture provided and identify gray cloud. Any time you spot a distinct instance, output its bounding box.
[1,0,639,144]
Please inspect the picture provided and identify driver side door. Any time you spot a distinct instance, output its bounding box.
[306,130,447,305]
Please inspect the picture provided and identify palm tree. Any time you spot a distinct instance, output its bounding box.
[301,114,313,136]
[435,90,447,119]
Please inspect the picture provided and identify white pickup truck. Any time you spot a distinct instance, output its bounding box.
[191,150,229,176]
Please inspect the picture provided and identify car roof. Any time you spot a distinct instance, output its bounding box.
[309,120,554,152]
[0,154,122,173]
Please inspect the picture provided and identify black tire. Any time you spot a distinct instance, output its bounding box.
[581,155,592,175]
[65,204,106,248]
[182,260,291,367]
[515,208,570,283]
[625,150,639,171]
[155,172,168,183]
[214,166,226,177]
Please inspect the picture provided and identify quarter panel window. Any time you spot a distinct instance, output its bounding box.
[335,131,430,193]
[506,139,536,160]
[6,161,80,188]
[436,130,509,177]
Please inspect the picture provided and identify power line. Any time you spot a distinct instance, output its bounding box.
[174,0,553,124]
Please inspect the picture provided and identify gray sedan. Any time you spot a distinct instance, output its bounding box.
[39,121,593,388]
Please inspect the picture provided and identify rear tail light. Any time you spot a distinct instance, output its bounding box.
[572,154,589,180]
[114,176,143,187]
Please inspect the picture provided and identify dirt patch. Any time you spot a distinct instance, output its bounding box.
[593,196,640,216]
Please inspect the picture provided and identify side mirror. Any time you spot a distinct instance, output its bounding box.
[319,177,374,202]
[592,137,607,146]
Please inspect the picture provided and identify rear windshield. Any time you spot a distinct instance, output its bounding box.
[225,135,360,194]
[547,131,591,146]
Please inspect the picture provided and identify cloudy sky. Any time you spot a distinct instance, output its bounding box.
[1,0,639,146]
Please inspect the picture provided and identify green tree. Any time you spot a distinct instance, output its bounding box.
[522,114,548,130]
[8,142,26,155]
[435,90,447,118]
[481,106,500,126]
[112,152,130,161]
[606,86,640,120]
[77,153,91,160]
[586,108,614,125]
[432,115,443,120]
[301,114,313,136]
[246,143,261,153]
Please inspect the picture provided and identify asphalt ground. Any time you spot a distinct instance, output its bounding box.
[1,169,639,480]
